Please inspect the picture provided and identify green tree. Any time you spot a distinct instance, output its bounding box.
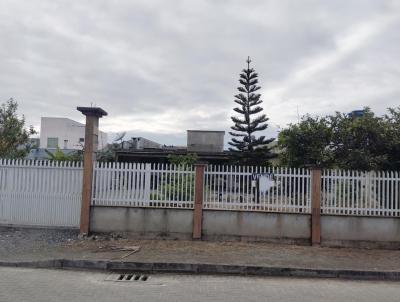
[278,115,333,168]
[44,147,84,162]
[278,107,394,171]
[94,132,125,162]
[152,154,197,202]
[0,98,36,158]
[96,149,114,162]
[382,107,400,170]
[45,147,73,161]
[329,108,387,170]
[228,57,275,166]
[167,153,198,166]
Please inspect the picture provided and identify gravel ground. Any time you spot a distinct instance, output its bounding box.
[1,226,400,272]
[0,226,78,256]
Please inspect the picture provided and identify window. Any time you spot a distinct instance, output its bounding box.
[47,137,59,148]
[79,138,85,143]
[63,140,68,149]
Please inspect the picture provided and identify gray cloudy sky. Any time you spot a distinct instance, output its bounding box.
[1,0,399,145]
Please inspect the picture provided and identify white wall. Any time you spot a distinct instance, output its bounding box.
[40,117,107,150]
[321,215,400,247]
[90,207,193,239]
[202,210,310,243]
[187,130,225,152]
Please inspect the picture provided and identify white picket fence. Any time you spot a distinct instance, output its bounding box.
[203,165,311,213]
[0,159,82,227]
[321,170,400,217]
[91,162,195,208]
[2,158,400,228]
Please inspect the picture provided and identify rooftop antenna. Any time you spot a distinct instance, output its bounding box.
[114,132,126,142]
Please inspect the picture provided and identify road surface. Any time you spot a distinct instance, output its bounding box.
[0,267,399,302]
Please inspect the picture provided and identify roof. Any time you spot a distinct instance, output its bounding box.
[116,149,231,158]
[77,107,108,117]
[41,117,85,127]
[187,130,225,133]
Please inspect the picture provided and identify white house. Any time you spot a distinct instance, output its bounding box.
[39,117,108,150]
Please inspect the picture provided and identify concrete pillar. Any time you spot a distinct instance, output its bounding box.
[193,163,206,239]
[311,168,321,245]
[77,106,107,235]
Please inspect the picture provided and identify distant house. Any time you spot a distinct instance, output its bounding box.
[39,117,107,150]
[120,137,162,150]
[115,130,230,164]
[348,110,364,118]
[28,138,40,148]
[26,117,108,160]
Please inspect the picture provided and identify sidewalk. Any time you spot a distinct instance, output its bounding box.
[1,227,400,279]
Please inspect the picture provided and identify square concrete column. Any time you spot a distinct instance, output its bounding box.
[311,168,321,245]
[193,163,207,239]
[77,107,107,235]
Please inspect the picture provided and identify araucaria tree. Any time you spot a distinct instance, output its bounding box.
[228,57,275,166]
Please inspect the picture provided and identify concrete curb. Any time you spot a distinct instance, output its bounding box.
[1,259,399,281]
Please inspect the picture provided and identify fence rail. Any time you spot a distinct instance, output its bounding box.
[92,162,195,208]
[0,159,82,227]
[321,170,400,217]
[203,165,311,213]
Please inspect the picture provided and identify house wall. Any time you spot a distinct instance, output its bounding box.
[40,117,107,150]
[187,130,225,153]
[132,137,162,149]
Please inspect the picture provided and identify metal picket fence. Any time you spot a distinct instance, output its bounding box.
[203,165,312,213]
[321,169,400,217]
[91,162,195,208]
[0,159,82,227]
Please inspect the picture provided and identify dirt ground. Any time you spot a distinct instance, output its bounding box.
[1,226,400,271]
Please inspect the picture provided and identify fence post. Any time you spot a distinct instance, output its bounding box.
[193,163,206,239]
[144,163,151,203]
[311,167,321,245]
[77,107,107,235]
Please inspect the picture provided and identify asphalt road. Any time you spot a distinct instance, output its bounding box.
[1,267,400,302]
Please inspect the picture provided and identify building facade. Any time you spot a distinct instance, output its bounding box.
[39,117,107,150]
[187,130,225,153]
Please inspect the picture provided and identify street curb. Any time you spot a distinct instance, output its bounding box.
[1,259,400,281]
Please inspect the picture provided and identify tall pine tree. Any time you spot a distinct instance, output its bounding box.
[228,57,275,166]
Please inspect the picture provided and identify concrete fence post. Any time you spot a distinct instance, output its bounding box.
[311,168,321,245]
[193,163,206,239]
[77,107,107,235]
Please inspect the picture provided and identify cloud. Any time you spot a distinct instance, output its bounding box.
[263,7,400,122]
[0,0,399,145]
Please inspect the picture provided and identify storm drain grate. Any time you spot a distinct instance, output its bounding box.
[107,273,150,282]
